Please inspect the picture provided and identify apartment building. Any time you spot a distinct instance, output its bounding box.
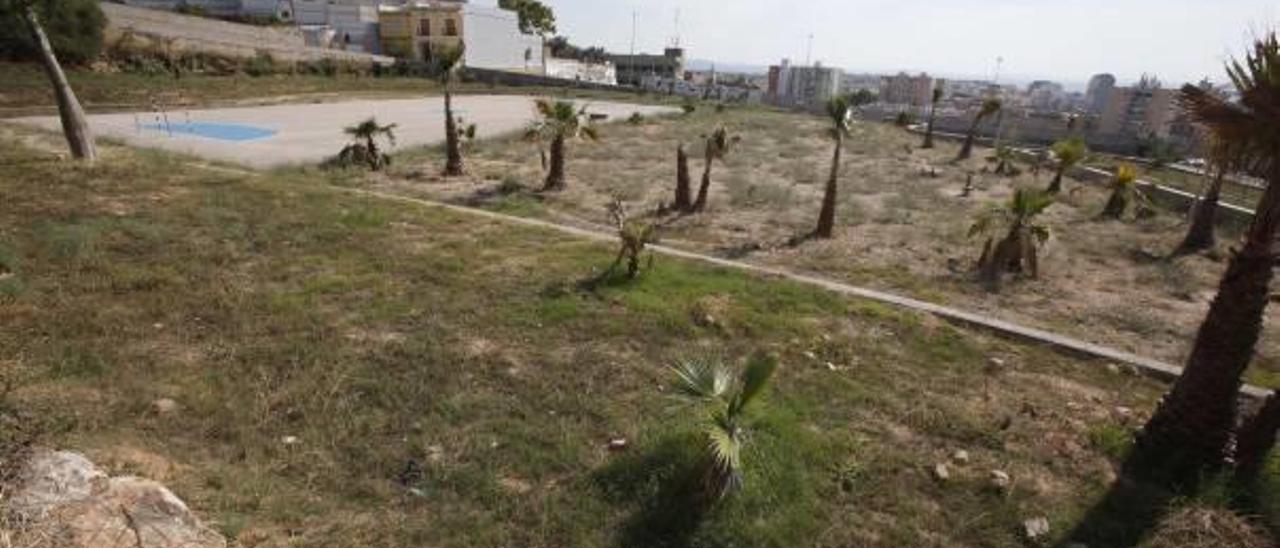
[880,72,933,106]
[1097,76,1178,138]
[378,0,543,71]
[768,59,843,108]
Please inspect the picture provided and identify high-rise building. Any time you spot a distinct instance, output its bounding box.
[1084,73,1116,114]
[879,72,933,106]
[1098,75,1178,137]
[768,59,843,108]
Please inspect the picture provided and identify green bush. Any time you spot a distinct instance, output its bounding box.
[0,0,105,65]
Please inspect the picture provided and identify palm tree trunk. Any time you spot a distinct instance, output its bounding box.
[1100,189,1127,219]
[693,154,713,212]
[1234,391,1280,482]
[1176,168,1224,255]
[366,137,380,170]
[814,133,843,238]
[1046,167,1065,194]
[22,4,96,162]
[443,88,464,176]
[956,117,980,160]
[542,133,566,191]
[1129,165,1280,486]
[675,143,692,212]
[921,108,937,149]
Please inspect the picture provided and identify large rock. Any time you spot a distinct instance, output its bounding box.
[6,449,226,548]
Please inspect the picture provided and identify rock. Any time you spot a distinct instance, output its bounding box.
[990,470,1011,490]
[933,463,950,481]
[607,438,629,452]
[7,449,226,548]
[1023,517,1051,540]
[1105,363,1121,375]
[951,450,970,464]
[152,398,179,415]
[803,351,817,360]
[280,435,301,446]
[1114,406,1134,423]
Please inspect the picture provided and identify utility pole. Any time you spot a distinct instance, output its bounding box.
[805,33,814,66]
[629,10,637,86]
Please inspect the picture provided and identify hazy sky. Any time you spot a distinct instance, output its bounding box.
[531,0,1278,88]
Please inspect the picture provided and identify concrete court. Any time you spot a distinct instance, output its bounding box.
[13,96,679,168]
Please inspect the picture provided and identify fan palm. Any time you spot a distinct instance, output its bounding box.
[992,145,1016,175]
[1175,139,1235,255]
[1130,33,1280,487]
[969,187,1054,291]
[674,143,693,211]
[529,99,598,191]
[956,98,1001,160]
[814,97,854,238]
[602,199,658,280]
[12,0,95,161]
[921,83,944,149]
[339,117,397,170]
[669,353,778,508]
[691,126,738,212]
[1098,163,1149,219]
[1045,137,1087,193]
[432,45,466,176]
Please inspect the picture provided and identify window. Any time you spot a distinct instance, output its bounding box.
[417,17,431,36]
[445,18,458,36]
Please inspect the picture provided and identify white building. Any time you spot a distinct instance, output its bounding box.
[769,59,843,108]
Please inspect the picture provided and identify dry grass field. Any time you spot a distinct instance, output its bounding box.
[374,105,1280,389]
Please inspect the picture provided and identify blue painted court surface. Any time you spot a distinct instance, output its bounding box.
[141,121,276,142]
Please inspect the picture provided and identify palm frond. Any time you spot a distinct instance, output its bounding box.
[731,353,777,415]
[670,358,731,402]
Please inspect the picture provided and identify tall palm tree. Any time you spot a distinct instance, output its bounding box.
[339,118,396,171]
[969,187,1054,291]
[692,127,737,212]
[14,0,95,161]
[432,45,466,176]
[529,99,598,191]
[1045,137,1087,193]
[1175,139,1234,255]
[1129,34,1280,487]
[670,353,778,508]
[814,97,854,238]
[956,98,1000,161]
[674,142,692,211]
[923,90,943,148]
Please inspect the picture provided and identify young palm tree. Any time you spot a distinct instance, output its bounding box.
[601,199,658,280]
[1129,34,1280,487]
[956,98,1001,161]
[670,353,778,508]
[339,118,397,171]
[529,99,598,191]
[1045,137,1087,193]
[921,83,944,149]
[1175,140,1234,255]
[969,187,1054,291]
[691,126,737,212]
[814,97,854,238]
[432,45,466,176]
[992,145,1016,175]
[674,143,692,211]
[1099,163,1148,219]
[14,0,95,161]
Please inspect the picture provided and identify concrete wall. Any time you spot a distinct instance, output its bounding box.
[463,67,620,93]
[545,58,616,85]
[461,7,542,71]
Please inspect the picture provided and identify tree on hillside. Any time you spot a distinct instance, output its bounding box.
[692,126,738,212]
[813,97,854,238]
[528,99,598,191]
[431,45,466,176]
[498,0,555,36]
[1128,33,1280,488]
[3,0,96,161]
[1045,137,1087,194]
[969,187,1054,291]
[921,82,944,149]
[0,0,103,64]
[956,98,1000,161]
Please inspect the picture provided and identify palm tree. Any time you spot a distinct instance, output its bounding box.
[674,143,692,211]
[432,45,466,176]
[15,0,95,161]
[670,353,778,508]
[814,97,854,238]
[691,126,737,212]
[1046,137,1087,193]
[1129,34,1280,487]
[992,145,1016,175]
[338,117,396,171]
[1175,140,1234,255]
[601,199,658,280]
[1099,163,1147,219]
[969,187,1054,291]
[956,98,1001,161]
[921,83,944,149]
[529,99,598,191]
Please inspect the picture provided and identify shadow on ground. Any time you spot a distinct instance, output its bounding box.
[593,433,709,548]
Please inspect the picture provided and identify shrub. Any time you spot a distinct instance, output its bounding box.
[0,0,105,64]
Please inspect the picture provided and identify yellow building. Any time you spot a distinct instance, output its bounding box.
[378,0,464,61]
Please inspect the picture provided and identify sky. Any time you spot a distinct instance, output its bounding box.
[531,0,1279,89]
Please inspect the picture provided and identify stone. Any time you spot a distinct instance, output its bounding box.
[951,450,970,464]
[607,438,629,452]
[990,469,1011,490]
[280,435,301,446]
[7,449,226,548]
[152,398,179,415]
[1023,517,1051,540]
[1105,363,1121,375]
[933,463,950,481]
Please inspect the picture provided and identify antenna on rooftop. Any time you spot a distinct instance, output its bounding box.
[805,33,814,66]
[630,10,637,58]
[671,8,681,48]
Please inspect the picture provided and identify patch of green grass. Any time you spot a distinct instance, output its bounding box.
[1087,422,1135,461]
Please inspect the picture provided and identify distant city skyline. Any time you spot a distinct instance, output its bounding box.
[538,0,1279,89]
